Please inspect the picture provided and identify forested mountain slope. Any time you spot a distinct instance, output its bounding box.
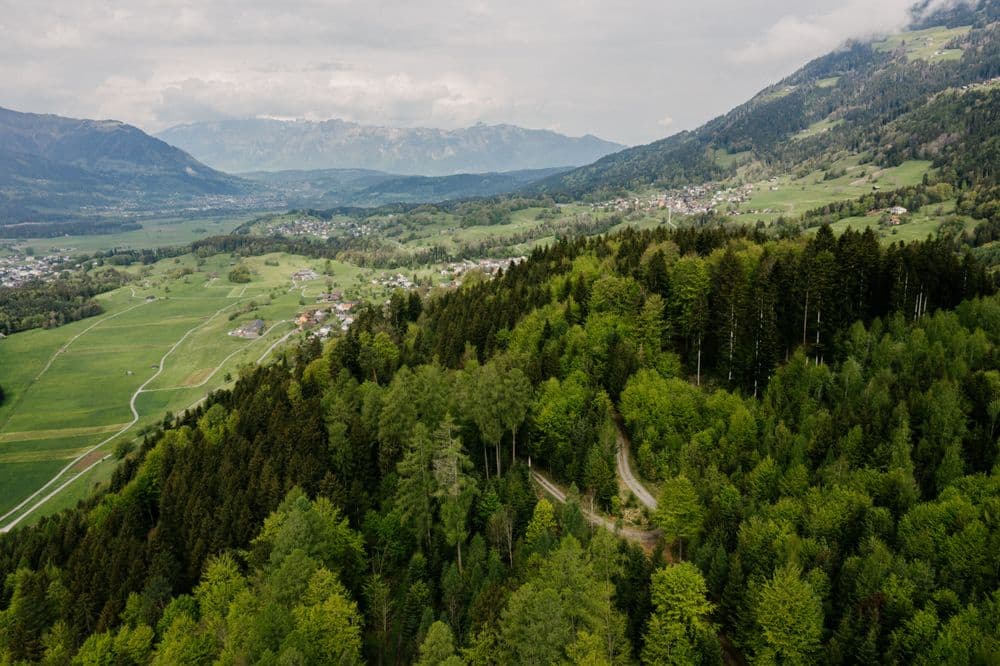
[0,224,997,663]
[534,0,1000,197]
[0,107,249,222]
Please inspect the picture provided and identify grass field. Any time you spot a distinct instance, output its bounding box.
[732,158,932,223]
[874,25,971,62]
[0,250,383,528]
[815,200,978,243]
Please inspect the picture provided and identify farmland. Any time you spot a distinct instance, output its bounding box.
[0,250,386,528]
[731,158,933,222]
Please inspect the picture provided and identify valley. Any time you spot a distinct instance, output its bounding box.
[0,251,418,527]
[2,3,1000,663]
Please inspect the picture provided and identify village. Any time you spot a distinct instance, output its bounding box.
[592,182,756,216]
[287,257,527,342]
[260,215,374,240]
[0,250,75,288]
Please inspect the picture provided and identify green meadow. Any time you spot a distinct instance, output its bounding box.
[0,250,378,527]
[733,159,932,223]
[4,215,253,257]
[874,25,971,62]
[816,199,979,243]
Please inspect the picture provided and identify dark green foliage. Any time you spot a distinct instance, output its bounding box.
[0,221,998,663]
[0,268,129,334]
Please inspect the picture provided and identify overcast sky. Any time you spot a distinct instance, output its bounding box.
[0,0,959,145]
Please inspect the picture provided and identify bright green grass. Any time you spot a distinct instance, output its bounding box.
[816,76,841,89]
[874,25,971,62]
[0,250,372,522]
[794,117,845,140]
[18,457,118,527]
[713,149,753,169]
[810,200,978,244]
[733,159,932,223]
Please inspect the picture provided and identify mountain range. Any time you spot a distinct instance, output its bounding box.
[3,0,999,229]
[156,119,624,176]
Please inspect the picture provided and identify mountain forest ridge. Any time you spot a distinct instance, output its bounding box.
[534,1,1000,196]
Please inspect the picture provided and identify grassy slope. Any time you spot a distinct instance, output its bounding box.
[873,25,971,61]
[731,159,932,222]
[0,251,375,523]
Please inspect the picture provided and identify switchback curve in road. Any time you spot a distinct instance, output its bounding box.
[530,468,661,549]
[613,413,658,511]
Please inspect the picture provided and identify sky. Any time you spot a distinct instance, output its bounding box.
[0,0,964,146]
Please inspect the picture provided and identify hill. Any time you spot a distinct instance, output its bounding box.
[157,118,624,175]
[0,224,997,663]
[534,1,1000,197]
[243,166,571,208]
[0,107,251,224]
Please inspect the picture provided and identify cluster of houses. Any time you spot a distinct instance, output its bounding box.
[79,191,283,216]
[883,206,910,226]
[592,183,756,217]
[371,273,416,290]
[299,296,358,341]
[960,76,1000,92]
[0,251,74,288]
[437,257,526,288]
[291,268,320,282]
[262,216,373,240]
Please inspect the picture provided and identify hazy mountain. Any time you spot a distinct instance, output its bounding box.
[0,107,249,223]
[157,119,624,175]
[242,166,570,208]
[533,1,1000,197]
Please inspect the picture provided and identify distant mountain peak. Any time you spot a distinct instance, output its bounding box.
[156,118,624,175]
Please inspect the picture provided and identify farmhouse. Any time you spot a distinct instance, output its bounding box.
[230,319,266,339]
[316,291,343,303]
[889,206,908,215]
[291,268,320,281]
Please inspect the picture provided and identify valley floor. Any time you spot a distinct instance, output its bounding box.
[0,252,372,527]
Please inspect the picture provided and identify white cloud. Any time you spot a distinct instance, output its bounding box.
[727,0,915,65]
[0,0,972,145]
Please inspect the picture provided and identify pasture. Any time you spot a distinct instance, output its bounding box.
[2,215,252,256]
[874,25,971,62]
[0,250,372,528]
[733,159,932,223]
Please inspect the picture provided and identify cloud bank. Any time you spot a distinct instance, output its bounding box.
[0,0,968,145]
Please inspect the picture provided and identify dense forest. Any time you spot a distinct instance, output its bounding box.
[0,219,141,239]
[0,268,130,335]
[1,224,997,664]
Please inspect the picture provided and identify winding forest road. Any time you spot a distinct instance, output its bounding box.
[530,469,661,549]
[613,413,658,511]
[529,411,665,552]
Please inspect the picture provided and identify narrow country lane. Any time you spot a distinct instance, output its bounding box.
[613,413,658,511]
[530,468,661,549]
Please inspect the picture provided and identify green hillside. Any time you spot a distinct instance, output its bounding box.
[535,3,1000,198]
